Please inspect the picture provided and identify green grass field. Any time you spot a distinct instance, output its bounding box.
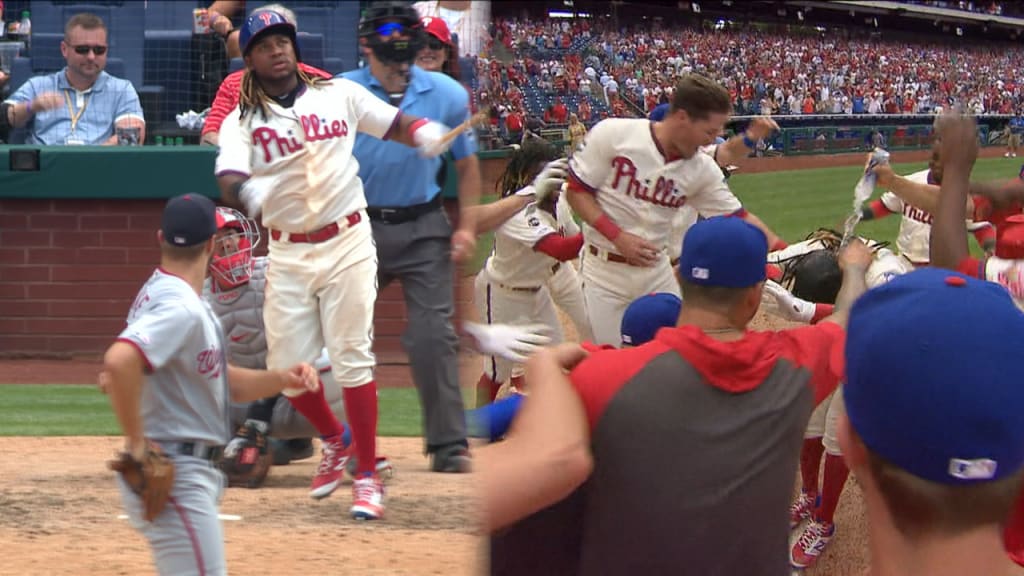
[3,155,1018,437]
[0,385,455,437]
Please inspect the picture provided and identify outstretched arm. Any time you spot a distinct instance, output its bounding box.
[930,114,978,270]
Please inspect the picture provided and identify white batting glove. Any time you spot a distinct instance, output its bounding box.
[763,280,817,324]
[313,347,331,373]
[411,120,452,158]
[530,158,569,203]
[462,321,552,363]
[238,180,267,219]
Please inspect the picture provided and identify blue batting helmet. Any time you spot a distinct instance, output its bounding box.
[239,9,297,57]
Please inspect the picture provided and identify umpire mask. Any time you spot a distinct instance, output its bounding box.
[359,1,424,66]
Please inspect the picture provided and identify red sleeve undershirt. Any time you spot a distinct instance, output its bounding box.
[972,225,996,248]
[810,303,834,325]
[534,233,584,261]
[868,199,893,219]
[957,256,985,279]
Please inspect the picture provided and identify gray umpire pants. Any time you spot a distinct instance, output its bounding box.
[371,207,468,452]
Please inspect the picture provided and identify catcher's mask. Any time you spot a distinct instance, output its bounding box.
[210,207,261,290]
[359,1,424,65]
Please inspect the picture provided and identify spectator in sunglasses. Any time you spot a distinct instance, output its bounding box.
[416,16,460,81]
[2,12,144,146]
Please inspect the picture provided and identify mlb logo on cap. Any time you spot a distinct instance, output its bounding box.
[621,293,682,346]
[161,194,218,248]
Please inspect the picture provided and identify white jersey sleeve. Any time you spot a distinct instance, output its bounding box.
[985,257,1024,311]
[214,107,251,177]
[337,78,402,140]
[498,200,559,246]
[568,119,615,191]
[879,191,903,214]
[119,296,193,371]
[685,154,742,217]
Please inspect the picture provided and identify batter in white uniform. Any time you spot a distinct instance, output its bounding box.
[214,10,451,520]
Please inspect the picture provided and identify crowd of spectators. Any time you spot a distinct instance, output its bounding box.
[468,14,1024,146]
[906,1,1008,16]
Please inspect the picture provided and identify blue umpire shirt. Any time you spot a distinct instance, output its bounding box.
[341,65,477,208]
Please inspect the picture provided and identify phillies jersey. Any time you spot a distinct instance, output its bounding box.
[568,118,742,254]
[117,268,230,445]
[984,256,1024,311]
[485,192,579,287]
[215,78,401,233]
[880,169,990,264]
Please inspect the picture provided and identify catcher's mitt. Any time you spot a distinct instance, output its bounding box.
[108,441,175,522]
[220,421,272,489]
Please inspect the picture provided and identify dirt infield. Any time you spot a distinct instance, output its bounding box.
[0,436,482,576]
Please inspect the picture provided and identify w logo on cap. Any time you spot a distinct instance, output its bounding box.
[948,458,997,480]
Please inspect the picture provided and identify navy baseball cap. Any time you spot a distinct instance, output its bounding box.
[845,268,1024,485]
[621,292,682,346]
[678,216,768,288]
[161,194,218,247]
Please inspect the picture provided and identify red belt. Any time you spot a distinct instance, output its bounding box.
[270,212,362,244]
[588,244,629,264]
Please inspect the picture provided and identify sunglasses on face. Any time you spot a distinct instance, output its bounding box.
[426,37,445,51]
[72,45,108,56]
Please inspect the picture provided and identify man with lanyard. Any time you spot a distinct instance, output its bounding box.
[3,12,144,145]
[341,1,480,472]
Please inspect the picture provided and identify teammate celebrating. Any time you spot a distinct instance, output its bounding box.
[859,141,995,269]
[473,138,591,405]
[100,194,319,575]
[215,9,452,520]
[567,73,784,345]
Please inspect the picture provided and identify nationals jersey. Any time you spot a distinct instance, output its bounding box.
[214,78,401,233]
[569,119,742,254]
[485,192,580,286]
[202,257,268,370]
[117,268,230,445]
[880,169,991,264]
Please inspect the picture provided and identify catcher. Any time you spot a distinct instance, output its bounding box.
[203,207,393,488]
[99,194,319,575]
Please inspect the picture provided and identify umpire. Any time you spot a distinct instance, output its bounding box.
[342,1,480,472]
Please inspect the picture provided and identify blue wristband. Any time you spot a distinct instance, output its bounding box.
[742,133,757,149]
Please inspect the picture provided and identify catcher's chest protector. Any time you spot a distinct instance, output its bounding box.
[204,258,269,370]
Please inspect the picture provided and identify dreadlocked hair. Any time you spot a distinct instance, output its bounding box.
[497,137,561,198]
[777,228,891,302]
[239,67,330,122]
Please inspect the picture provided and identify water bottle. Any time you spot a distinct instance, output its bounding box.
[154,135,164,146]
[18,10,29,36]
[175,136,184,146]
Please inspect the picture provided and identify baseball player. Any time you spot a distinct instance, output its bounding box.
[100,193,319,575]
[474,138,591,405]
[762,230,910,569]
[200,4,332,147]
[204,207,393,486]
[340,1,481,474]
[567,74,785,345]
[468,291,682,444]
[484,218,873,576]
[214,9,452,520]
[930,113,1024,313]
[858,141,995,269]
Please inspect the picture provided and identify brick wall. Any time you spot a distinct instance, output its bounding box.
[0,156,510,359]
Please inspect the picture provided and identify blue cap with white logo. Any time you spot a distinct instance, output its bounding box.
[678,216,767,288]
[621,293,682,346]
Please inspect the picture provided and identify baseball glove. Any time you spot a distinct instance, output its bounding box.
[220,420,272,489]
[108,441,175,522]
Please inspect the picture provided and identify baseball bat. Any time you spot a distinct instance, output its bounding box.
[436,109,491,147]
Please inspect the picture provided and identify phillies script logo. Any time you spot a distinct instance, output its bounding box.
[197,347,224,379]
[610,156,686,208]
[252,115,349,163]
[902,204,933,225]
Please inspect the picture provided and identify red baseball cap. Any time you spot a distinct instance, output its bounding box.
[421,16,451,45]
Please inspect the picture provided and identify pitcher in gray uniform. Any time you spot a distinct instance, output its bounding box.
[204,207,393,486]
[100,194,320,576]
